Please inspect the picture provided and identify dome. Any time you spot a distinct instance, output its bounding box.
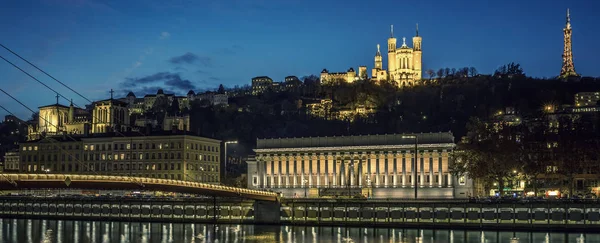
[321,69,329,73]
[126,91,135,97]
[347,67,355,72]
[187,90,195,95]
[157,89,164,95]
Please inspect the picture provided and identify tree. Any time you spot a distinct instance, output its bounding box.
[436,69,444,80]
[426,69,435,81]
[450,118,524,196]
[217,84,225,94]
[494,62,524,78]
[468,67,478,77]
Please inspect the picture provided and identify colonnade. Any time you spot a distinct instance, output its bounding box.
[256,150,452,189]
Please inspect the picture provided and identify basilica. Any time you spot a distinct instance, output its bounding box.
[320,24,423,87]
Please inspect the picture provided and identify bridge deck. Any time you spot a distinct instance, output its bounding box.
[0,174,278,201]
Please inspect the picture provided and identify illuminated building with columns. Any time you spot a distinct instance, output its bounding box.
[247,132,473,198]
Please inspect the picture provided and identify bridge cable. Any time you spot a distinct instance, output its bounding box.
[0,52,146,187]
[0,88,144,187]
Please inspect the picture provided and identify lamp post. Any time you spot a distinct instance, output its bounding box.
[223,140,238,180]
[303,178,308,198]
[402,135,418,199]
[44,169,50,197]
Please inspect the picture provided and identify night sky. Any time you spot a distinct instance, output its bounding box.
[1,0,599,119]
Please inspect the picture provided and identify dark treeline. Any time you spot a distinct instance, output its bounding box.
[187,64,600,157]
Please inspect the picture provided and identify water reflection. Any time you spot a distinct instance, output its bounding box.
[1,218,600,242]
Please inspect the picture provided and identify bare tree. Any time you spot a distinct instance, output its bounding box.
[426,69,435,81]
[437,69,444,79]
[469,67,478,77]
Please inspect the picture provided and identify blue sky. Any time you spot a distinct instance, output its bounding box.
[1,0,599,119]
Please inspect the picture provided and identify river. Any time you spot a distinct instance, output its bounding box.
[0,218,598,242]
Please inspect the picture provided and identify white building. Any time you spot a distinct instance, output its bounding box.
[248,132,473,199]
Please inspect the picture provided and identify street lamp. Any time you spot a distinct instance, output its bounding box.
[303,178,308,198]
[366,175,372,199]
[402,135,418,199]
[44,169,50,197]
[223,140,238,179]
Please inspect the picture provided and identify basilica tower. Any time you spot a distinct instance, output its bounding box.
[560,8,579,79]
[374,44,382,69]
[412,24,422,80]
[387,25,397,79]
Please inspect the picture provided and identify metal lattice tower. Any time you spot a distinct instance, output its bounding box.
[560,8,579,79]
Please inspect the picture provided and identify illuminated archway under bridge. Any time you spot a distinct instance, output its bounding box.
[0,173,278,202]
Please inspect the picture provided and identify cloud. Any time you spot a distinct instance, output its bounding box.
[169,52,213,67]
[121,72,197,91]
[166,79,195,90]
[209,77,221,81]
[159,32,171,40]
[169,52,198,64]
[216,44,244,55]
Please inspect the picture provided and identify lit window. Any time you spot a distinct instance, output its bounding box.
[459,176,466,185]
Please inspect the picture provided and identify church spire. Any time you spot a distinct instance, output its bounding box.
[390,25,394,37]
[416,23,419,37]
[376,44,381,56]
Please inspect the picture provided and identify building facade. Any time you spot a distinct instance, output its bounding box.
[248,133,472,199]
[320,24,422,86]
[19,133,221,183]
[251,76,274,95]
[3,151,20,172]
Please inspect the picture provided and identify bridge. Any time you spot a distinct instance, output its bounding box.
[0,173,278,202]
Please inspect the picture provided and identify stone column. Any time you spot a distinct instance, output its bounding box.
[324,157,329,188]
[412,155,416,188]
[358,159,363,188]
[277,174,281,188]
[332,155,337,187]
[402,154,406,187]
[438,154,443,188]
[420,156,425,187]
[429,152,434,188]
[340,161,345,187]
[448,174,453,187]
[316,156,321,188]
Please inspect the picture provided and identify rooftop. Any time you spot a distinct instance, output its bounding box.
[256,132,454,149]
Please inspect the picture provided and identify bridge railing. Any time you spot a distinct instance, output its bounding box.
[1,173,278,197]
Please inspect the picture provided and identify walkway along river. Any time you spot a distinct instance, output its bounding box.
[2,196,600,232]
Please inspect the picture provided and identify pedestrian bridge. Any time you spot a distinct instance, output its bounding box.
[0,173,278,201]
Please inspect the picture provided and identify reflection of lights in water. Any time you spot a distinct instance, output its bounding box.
[450,230,454,243]
[27,219,32,243]
[58,220,63,243]
[161,224,168,243]
[481,231,485,243]
[545,233,550,243]
[121,223,129,243]
[510,237,520,243]
[41,228,53,243]
[74,221,80,243]
[12,219,18,243]
[225,225,229,243]
[312,227,317,243]
[577,233,585,243]
[168,223,173,243]
[103,222,110,243]
[140,223,149,243]
[85,222,91,242]
[0,219,3,242]
[92,221,97,243]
